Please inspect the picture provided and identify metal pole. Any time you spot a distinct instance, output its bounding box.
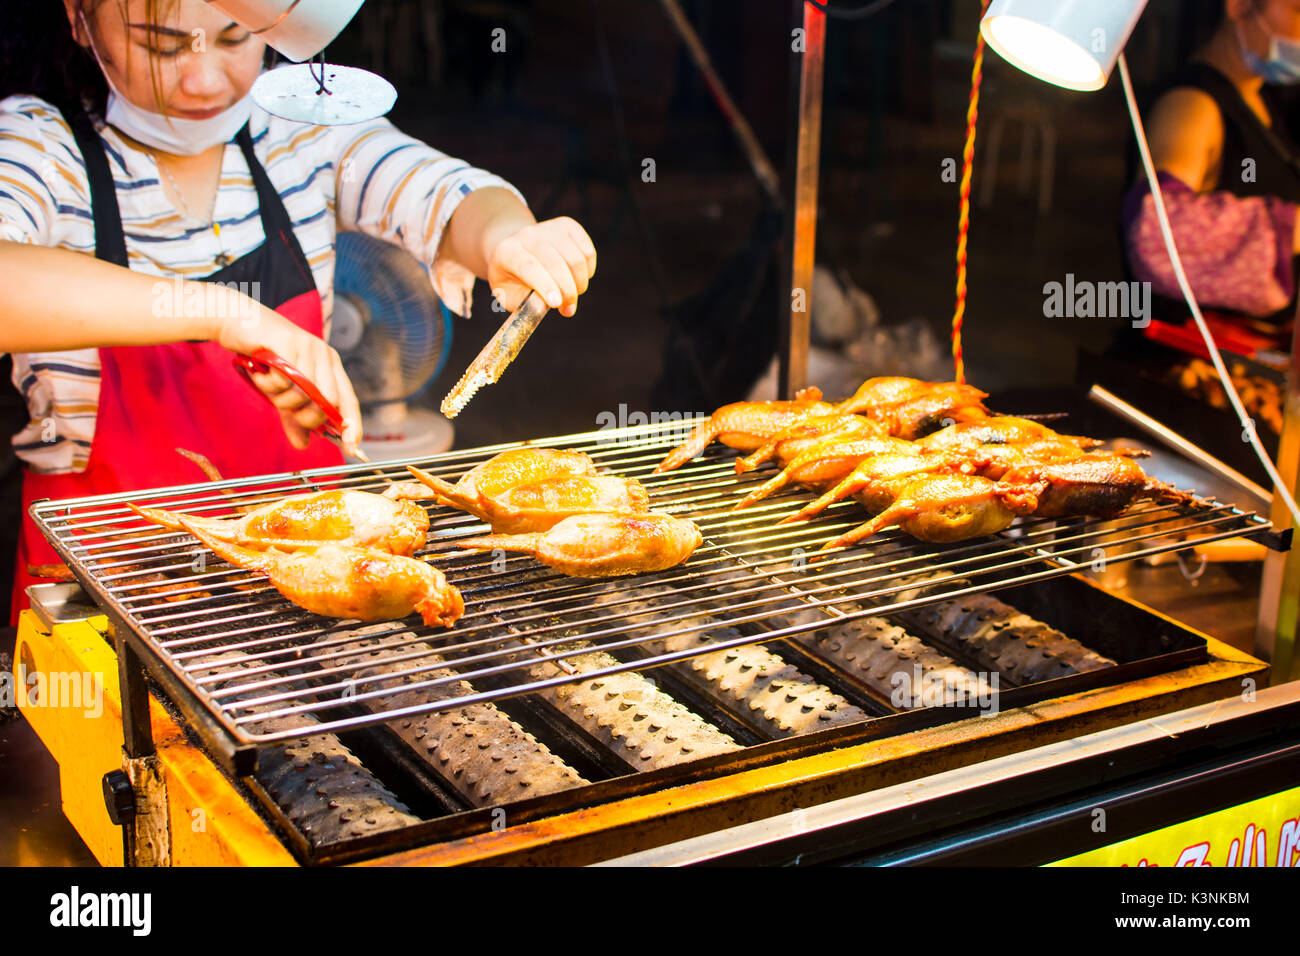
[1256,316,1300,683]
[778,1,825,400]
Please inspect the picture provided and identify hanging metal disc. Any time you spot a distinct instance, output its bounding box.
[251,64,397,125]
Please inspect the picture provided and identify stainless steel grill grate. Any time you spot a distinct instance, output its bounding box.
[30,418,1283,762]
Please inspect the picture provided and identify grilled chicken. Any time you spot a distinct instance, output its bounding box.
[455,512,703,578]
[409,465,650,533]
[733,413,885,473]
[732,437,912,510]
[654,389,834,473]
[130,491,430,557]
[824,474,1040,549]
[178,517,463,627]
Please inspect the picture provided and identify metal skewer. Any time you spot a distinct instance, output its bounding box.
[1088,384,1272,504]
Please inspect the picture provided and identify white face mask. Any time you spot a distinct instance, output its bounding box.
[80,11,252,155]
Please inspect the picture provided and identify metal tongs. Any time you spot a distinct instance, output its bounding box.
[441,290,550,419]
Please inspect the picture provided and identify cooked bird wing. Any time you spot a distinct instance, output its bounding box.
[408,466,650,533]
[456,448,598,499]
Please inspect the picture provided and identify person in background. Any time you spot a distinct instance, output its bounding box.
[0,0,596,622]
[1124,0,1300,333]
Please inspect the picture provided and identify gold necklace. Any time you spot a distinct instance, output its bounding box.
[155,153,232,267]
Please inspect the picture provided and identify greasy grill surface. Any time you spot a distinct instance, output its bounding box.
[30,418,1272,753]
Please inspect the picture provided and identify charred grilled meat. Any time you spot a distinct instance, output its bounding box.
[1001,455,1194,518]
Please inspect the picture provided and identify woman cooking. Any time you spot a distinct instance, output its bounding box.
[0,0,596,621]
[1124,0,1300,331]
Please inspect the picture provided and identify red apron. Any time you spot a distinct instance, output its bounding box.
[10,113,344,622]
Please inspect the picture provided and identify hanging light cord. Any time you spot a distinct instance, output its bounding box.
[951,0,990,385]
[309,51,333,97]
[1118,52,1299,530]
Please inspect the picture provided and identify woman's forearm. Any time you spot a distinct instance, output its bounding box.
[439,186,536,279]
[0,241,235,352]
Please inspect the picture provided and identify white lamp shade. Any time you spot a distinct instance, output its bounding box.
[207,0,367,63]
[981,0,1148,91]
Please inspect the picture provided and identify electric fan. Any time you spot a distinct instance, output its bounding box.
[330,231,455,461]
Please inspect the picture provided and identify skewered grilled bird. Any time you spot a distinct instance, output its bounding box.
[654,389,834,473]
[130,490,430,556]
[178,517,464,627]
[732,437,913,510]
[781,452,960,523]
[823,473,1040,549]
[1001,455,1194,518]
[915,416,1098,456]
[408,465,650,533]
[733,413,885,473]
[455,512,703,578]
[834,378,989,438]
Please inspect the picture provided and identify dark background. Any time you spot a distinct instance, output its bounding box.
[314,0,1228,447]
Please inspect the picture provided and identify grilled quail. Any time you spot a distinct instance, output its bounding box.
[409,465,651,533]
[130,490,430,557]
[654,389,834,472]
[178,517,464,627]
[455,512,703,578]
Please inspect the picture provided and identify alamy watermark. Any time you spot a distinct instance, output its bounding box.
[2,666,103,718]
[50,887,150,936]
[595,404,708,447]
[151,277,261,328]
[1043,274,1150,328]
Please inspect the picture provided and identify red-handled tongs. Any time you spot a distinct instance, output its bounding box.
[233,348,368,462]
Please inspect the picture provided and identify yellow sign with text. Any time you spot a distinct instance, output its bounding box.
[1049,786,1300,866]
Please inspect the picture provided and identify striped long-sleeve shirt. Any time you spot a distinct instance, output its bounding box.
[0,94,524,473]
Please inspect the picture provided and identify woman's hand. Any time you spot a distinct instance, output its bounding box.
[215,304,364,459]
[485,216,597,317]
